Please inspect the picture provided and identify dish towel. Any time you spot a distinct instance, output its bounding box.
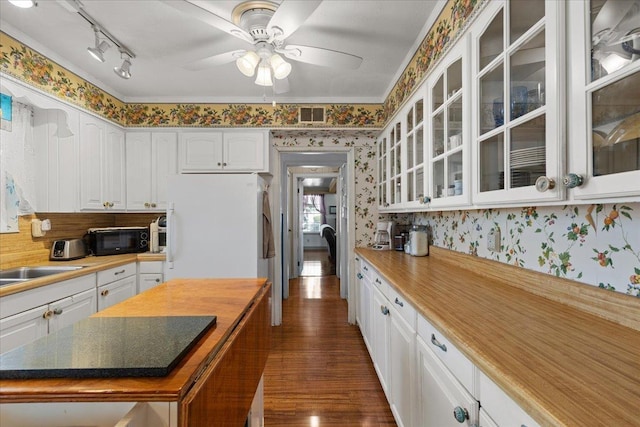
[262,190,275,259]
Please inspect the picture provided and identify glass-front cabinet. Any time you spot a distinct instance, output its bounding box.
[405,95,427,207]
[568,0,640,199]
[428,44,470,207]
[378,120,403,210]
[471,0,564,204]
[377,135,389,209]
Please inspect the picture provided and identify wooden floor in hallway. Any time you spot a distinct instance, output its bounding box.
[263,274,396,427]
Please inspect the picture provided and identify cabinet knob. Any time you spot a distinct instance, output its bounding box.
[453,406,469,423]
[144,202,150,208]
[380,305,389,316]
[217,162,222,166]
[151,203,157,208]
[103,201,109,208]
[155,278,160,283]
[109,202,114,208]
[53,307,63,315]
[375,278,382,285]
[101,289,110,297]
[534,176,555,192]
[223,162,227,166]
[431,333,447,352]
[42,310,53,319]
[563,173,584,188]
[357,273,363,280]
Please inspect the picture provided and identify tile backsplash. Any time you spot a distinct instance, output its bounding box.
[391,203,640,298]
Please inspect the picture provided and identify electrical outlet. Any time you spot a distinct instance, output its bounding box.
[487,227,501,252]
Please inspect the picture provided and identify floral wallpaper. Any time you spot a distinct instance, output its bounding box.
[271,130,378,248]
[393,203,640,297]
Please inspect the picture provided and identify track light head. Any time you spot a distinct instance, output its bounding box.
[8,0,37,8]
[114,53,132,79]
[87,27,109,63]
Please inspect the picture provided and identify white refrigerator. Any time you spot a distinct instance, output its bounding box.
[165,174,270,280]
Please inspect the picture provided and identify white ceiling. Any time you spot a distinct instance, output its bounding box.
[0,0,442,104]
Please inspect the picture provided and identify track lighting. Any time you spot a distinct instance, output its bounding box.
[8,0,37,8]
[87,26,110,63]
[114,52,132,79]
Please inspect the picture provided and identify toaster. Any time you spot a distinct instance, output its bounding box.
[50,239,88,261]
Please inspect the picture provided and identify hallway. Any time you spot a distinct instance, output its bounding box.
[263,274,396,426]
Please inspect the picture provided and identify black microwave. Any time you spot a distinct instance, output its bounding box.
[85,227,149,256]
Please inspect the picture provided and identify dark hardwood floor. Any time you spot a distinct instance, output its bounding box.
[263,261,396,426]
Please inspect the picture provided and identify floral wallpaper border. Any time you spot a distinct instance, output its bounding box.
[0,0,484,129]
[389,203,640,298]
[271,130,378,248]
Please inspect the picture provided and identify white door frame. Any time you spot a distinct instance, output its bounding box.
[271,145,356,326]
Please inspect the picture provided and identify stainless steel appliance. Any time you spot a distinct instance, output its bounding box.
[150,215,167,253]
[50,238,88,261]
[84,227,149,256]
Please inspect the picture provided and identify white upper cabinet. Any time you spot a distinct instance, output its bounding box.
[179,130,268,173]
[79,113,126,210]
[404,94,428,209]
[126,132,177,211]
[471,0,564,205]
[567,0,640,200]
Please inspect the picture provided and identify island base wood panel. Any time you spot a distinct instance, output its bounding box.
[181,285,271,427]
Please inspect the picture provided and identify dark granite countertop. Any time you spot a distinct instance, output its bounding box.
[0,316,216,379]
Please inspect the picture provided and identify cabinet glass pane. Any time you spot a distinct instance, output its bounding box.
[390,179,396,204]
[447,58,463,96]
[480,64,505,135]
[407,107,414,132]
[433,159,445,198]
[408,171,414,201]
[433,111,445,156]
[510,0,544,43]
[395,144,402,176]
[480,134,505,191]
[510,115,546,188]
[510,30,546,120]
[390,149,395,177]
[408,134,414,168]
[448,97,463,150]
[448,151,464,196]
[433,74,444,110]
[395,178,402,203]
[395,122,402,140]
[591,0,640,80]
[480,9,504,70]
[416,99,424,125]
[416,168,424,199]
[416,127,424,165]
[592,70,640,176]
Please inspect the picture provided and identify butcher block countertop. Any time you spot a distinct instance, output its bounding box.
[0,252,166,297]
[356,247,640,427]
[0,278,270,403]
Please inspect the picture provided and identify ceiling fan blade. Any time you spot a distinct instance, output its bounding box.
[274,77,290,94]
[278,45,363,70]
[183,50,246,71]
[267,0,322,40]
[161,0,254,44]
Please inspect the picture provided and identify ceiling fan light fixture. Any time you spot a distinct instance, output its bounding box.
[254,61,273,86]
[236,51,260,77]
[8,0,36,8]
[269,53,291,79]
[114,53,132,79]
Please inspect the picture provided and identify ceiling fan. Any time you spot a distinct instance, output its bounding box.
[163,0,363,92]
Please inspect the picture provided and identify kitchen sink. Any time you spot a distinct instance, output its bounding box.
[0,266,86,283]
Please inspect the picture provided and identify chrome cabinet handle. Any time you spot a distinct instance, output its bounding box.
[375,278,382,284]
[394,297,404,307]
[453,406,469,423]
[380,305,389,316]
[431,334,447,352]
[357,273,363,280]
[53,307,63,315]
[101,289,109,297]
[363,265,369,271]
[114,269,126,275]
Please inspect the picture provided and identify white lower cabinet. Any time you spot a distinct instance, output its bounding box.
[479,408,499,427]
[0,305,48,354]
[371,284,391,397]
[47,288,97,333]
[478,370,540,427]
[138,261,164,293]
[388,293,416,427]
[416,335,479,427]
[97,263,137,311]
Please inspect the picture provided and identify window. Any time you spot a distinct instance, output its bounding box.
[302,195,324,232]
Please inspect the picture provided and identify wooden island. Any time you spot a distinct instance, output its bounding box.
[0,278,272,427]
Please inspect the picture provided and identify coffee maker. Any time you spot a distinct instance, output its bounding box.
[373,221,394,250]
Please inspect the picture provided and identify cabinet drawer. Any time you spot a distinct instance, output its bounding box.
[370,271,389,298]
[97,263,136,286]
[479,370,540,427]
[387,285,416,329]
[417,314,477,397]
[138,261,163,274]
[360,260,373,280]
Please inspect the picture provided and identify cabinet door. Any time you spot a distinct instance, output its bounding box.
[389,307,416,427]
[179,132,223,172]
[377,134,390,209]
[359,272,372,353]
[139,273,163,293]
[48,289,97,333]
[79,114,105,210]
[478,408,499,427]
[472,0,564,205]
[151,132,178,209]
[416,336,479,427]
[0,304,48,353]
[98,275,137,311]
[371,285,390,396]
[567,0,640,199]
[405,95,427,208]
[126,132,153,210]
[104,124,126,210]
[223,132,266,171]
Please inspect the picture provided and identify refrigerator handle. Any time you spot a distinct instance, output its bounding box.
[167,202,175,269]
